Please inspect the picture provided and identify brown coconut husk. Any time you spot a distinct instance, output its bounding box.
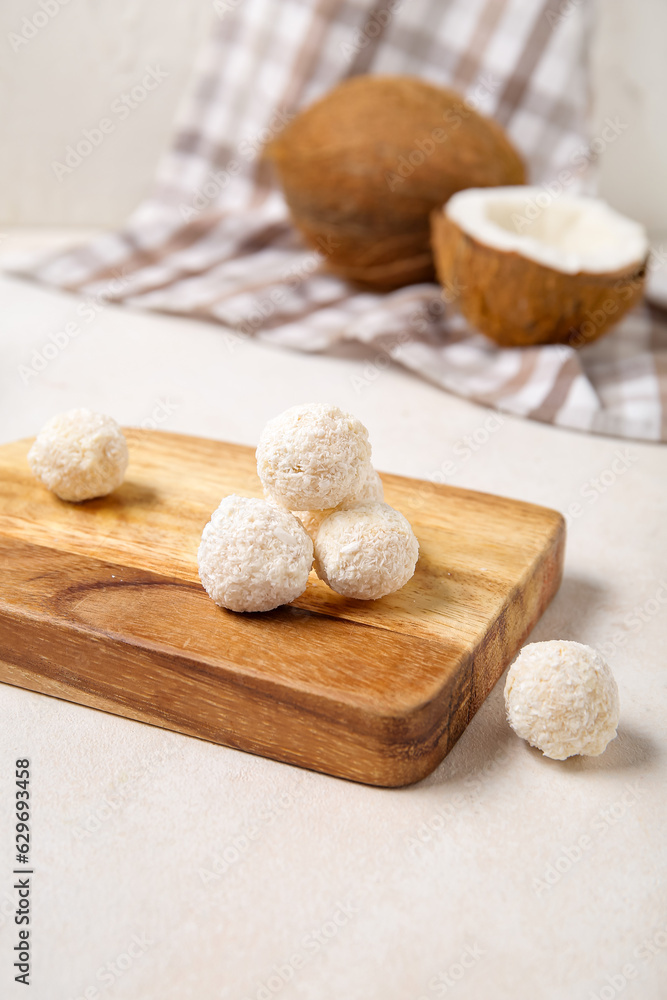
[268,75,525,290]
[286,210,436,288]
[430,209,647,348]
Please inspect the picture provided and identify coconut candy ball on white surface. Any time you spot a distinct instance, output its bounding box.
[256,403,372,511]
[313,500,419,600]
[27,408,129,502]
[298,461,385,539]
[504,640,620,760]
[198,495,314,613]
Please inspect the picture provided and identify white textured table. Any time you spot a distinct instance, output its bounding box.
[0,233,665,1000]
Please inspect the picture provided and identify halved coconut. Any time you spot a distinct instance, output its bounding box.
[431,187,648,347]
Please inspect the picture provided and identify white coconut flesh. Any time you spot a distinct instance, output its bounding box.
[445,186,648,276]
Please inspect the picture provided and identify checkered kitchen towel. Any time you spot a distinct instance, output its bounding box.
[13,0,667,440]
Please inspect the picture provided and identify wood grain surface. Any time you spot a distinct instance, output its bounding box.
[0,429,565,786]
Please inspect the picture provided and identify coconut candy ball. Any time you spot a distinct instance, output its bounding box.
[314,500,419,600]
[298,461,384,539]
[504,640,620,760]
[27,408,129,502]
[256,403,372,511]
[198,495,314,613]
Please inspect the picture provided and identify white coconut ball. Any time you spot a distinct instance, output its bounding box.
[198,495,313,613]
[345,461,384,504]
[314,500,419,600]
[256,403,372,511]
[504,640,620,760]
[298,461,385,539]
[27,408,129,502]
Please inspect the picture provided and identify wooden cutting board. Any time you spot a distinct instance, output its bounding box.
[0,429,564,786]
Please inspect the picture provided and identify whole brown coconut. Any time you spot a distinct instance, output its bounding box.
[268,75,525,290]
[431,187,648,348]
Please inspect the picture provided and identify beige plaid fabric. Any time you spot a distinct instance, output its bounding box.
[14,0,667,440]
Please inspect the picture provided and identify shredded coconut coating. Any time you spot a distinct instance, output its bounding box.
[346,461,384,504]
[298,462,384,539]
[27,408,129,502]
[198,495,314,613]
[314,500,418,600]
[504,640,620,759]
[256,403,372,510]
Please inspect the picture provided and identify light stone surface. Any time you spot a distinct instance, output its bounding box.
[0,232,666,1000]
